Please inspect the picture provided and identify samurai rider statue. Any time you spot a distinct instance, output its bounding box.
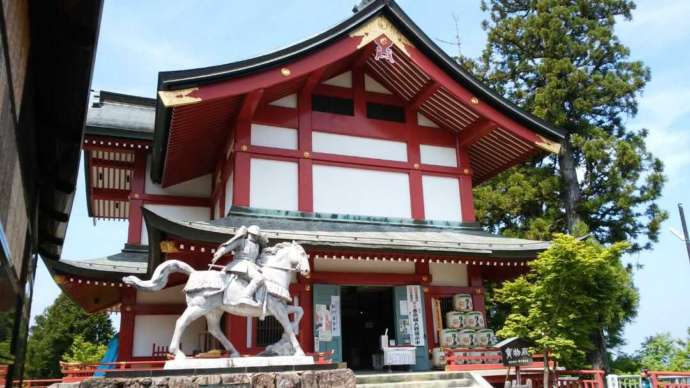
[211,225,269,307]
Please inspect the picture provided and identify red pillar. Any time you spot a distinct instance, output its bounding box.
[118,288,136,361]
[457,146,476,222]
[127,151,147,244]
[298,88,313,212]
[406,108,424,220]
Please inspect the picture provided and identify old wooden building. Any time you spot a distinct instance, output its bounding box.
[46,0,565,371]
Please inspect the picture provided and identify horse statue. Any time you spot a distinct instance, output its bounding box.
[122,241,310,360]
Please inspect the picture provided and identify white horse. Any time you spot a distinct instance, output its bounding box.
[123,241,310,360]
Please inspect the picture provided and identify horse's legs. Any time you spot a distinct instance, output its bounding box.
[269,299,304,356]
[205,309,240,357]
[170,305,208,360]
[286,305,303,334]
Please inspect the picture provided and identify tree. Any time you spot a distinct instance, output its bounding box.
[24,294,114,378]
[495,234,638,383]
[638,330,690,371]
[61,335,107,365]
[464,0,667,368]
[0,311,15,364]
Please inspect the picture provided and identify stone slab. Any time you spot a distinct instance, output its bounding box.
[79,368,356,388]
[163,356,314,370]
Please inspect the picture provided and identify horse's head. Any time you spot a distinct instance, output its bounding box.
[263,241,310,277]
[287,241,310,277]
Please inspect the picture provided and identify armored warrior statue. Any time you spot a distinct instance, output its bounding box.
[211,225,269,307]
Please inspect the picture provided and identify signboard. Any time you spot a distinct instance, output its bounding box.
[406,285,425,346]
[496,337,532,366]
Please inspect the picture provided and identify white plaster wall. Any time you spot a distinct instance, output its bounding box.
[429,262,468,286]
[364,74,392,94]
[313,165,411,218]
[312,131,407,162]
[422,175,461,222]
[268,93,297,108]
[250,124,298,150]
[145,157,211,197]
[314,257,415,274]
[137,284,186,304]
[420,145,458,167]
[249,158,298,211]
[224,173,234,215]
[133,314,206,357]
[140,204,211,245]
[322,71,352,88]
[417,113,439,128]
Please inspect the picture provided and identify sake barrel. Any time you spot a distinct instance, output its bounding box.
[440,329,458,348]
[453,293,473,311]
[431,347,446,368]
[463,311,485,329]
[474,329,496,347]
[445,311,463,329]
[456,329,475,347]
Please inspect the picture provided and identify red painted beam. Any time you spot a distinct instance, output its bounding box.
[408,81,441,110]
[139,193,210,207]
[90,159,135,169]
[458,118,498,148]
[93,187,129,201]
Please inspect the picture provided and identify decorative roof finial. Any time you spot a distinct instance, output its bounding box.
[353,0,376,13]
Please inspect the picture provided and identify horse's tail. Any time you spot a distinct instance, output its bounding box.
[122,260,194,291]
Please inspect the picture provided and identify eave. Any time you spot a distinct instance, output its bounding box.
[143,207,549,275]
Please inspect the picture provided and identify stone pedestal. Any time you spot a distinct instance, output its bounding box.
[80,367,355,388]
[163,355,315,369]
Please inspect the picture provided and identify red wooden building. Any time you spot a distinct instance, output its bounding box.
[46,0,565,371]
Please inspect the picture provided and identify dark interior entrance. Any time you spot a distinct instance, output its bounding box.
[341,286,394,370]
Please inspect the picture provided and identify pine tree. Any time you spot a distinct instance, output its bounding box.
[463,0,667,369]
[24,294,114,378]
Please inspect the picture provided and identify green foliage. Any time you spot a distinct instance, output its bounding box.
[61,335,107,365]
[24,294,114,378]
[467,0,667,251]
[0,310,15,364]
[639,331,690,371]
[494,234,638,368]
[610,329,690,372]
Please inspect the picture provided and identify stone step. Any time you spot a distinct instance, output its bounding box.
[356,371,472,385]
[357,377,473,388]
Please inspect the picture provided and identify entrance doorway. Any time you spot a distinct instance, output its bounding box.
[340,286,394,370]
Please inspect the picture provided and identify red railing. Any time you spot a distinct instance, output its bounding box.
[443,347,548,371]
[12,379,64,388]
[650,371,690,388]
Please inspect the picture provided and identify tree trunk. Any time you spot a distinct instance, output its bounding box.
[558,135,581,233]
[590,328,609,371]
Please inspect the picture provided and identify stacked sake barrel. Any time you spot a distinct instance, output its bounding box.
[431,294,497,368]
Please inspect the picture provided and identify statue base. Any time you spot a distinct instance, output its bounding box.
[87,362,355,388]
[163,355,315,369]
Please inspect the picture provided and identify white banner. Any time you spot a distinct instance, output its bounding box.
[406,285,425,347]
[330,295,341,337]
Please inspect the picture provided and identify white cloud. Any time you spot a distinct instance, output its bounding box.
[618,0,690,46]
[631,87,690,182]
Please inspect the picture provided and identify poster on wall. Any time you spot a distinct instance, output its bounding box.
[406,285,425,346]
[315,304,332,342]
[330,295,341,337]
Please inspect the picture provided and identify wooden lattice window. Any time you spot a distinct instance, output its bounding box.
[256,316,283,347]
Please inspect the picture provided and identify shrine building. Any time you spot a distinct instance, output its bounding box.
[46,0,565,371]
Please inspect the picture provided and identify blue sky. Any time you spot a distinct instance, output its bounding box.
[31,0,690,355]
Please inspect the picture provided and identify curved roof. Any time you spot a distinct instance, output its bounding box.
[151,0,565,184]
